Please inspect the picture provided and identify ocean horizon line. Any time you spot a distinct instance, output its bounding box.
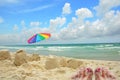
[1,42,120,46]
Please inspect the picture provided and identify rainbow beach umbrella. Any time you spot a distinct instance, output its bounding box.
[27,33,51,44]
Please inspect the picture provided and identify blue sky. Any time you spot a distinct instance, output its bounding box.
[0,0,120,45]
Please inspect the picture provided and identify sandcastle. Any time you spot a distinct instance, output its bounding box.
[0,50,11,60]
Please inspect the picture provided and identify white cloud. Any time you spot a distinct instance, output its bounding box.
[49,17,66,32]
[62,3,71,15]
[57,8,93,40]
[94,0,120,15]
[0,17,4,23]
[75,8,93,19]
[30,21,40,27]
[58,10,120,40]
[88,11,120,37]
[0,34,24,45]
[102,11,120,36]
[14,17,66,42]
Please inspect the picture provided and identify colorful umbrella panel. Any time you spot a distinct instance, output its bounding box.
[27,33,51,44]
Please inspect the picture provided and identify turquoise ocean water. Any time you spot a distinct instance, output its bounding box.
[0,43,120,61]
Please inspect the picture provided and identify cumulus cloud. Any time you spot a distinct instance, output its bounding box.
[88,11,120,37]
[58,8,93,40]
[30,21,41,27]
[57,8,120,41]
[102,11,120,36]
[62,3,71,15]
[75,8,93,19]
[26,9,120,43]
[0,33,24,45]
[0,17,4,23]
[49,17,66,32]
[94,0,120,15]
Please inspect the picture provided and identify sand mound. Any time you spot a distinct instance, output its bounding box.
[28,54,40,61]
[45,56,60,69]
[66,59,83,69]
[0,50,11,60]
[14,50,27,66]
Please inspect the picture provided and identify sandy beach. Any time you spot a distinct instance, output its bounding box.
[0,49,120,80]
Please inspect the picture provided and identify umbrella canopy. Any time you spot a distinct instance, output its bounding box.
[27,33,51,44]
